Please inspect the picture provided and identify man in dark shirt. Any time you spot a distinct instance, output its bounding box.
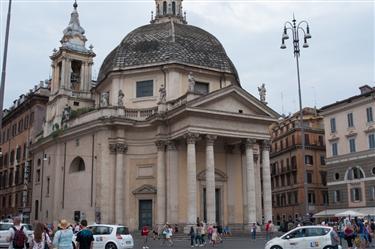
[76,220,94,249]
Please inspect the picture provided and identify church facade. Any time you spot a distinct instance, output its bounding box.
[31,0,279,231]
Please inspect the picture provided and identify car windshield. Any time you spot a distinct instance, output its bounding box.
[0,224,12,231]
[89,226,113,235]
[116,227,129,235]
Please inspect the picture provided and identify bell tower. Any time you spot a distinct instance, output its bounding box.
[45,1,96,136]
[153,0,186,24]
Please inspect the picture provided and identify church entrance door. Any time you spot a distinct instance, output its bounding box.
[203,188,221,224]
[139,200,152,229]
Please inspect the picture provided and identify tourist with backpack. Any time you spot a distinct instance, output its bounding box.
[6,217,29,249]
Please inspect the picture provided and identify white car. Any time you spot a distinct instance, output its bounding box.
[265,225,342,249]
[78,224,133,249]
[0,223,33,248]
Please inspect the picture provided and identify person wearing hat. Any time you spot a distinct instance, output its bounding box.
[53,219,73,249]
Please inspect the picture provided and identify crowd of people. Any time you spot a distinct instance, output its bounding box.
[339,217,374,249]
[4,217,94,249]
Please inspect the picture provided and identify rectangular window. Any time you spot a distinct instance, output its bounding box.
[320,171,327,186]
[318,136,324,146]
[320,155,326,165]
[308,191,316,204]
[292,135,295,145]
[330,118,336,133]
[136,80,153,98]
[285,138,289,148]
[322,191,329,205]
[304,134,310,145]
[347,113,354,127]
[305,155,314,165]
[36,169,41,183]
[195,82,209,95]
[367,107,374,123]
[349,138,356,153]
[307,172,313,184]
[351,188,362,202]
[333,190,341,203]
[369,134,375,149]
[332,143,338,156]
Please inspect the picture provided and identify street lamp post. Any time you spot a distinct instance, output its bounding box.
[280,15,312,222]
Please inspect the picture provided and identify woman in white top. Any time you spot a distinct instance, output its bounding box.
[30,223,51,249]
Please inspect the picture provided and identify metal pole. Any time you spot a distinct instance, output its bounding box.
[0,0,12,129]
[295,54,308,221]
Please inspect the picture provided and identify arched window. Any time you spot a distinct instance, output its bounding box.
[163,1,167,15]
[69,157,85,173]
[172,1,176,15]
[346,166,365,180]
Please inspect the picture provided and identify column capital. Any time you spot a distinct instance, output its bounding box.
[109,143,128,154]
[205,135,217,146]
[166,140,177,151]
[116,143,128,154]
[244,138,257,149]
[155,140,166,151]
[261,140,271,151]
[185,132,200,144]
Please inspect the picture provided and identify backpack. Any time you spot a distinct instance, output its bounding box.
[12,226,26,248]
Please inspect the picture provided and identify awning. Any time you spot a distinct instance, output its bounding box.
[314,207,375,218]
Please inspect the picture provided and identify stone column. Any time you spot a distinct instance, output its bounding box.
[166,140,179,223]
[156,141,166,225]
[245,138,257,225]
[205,135,217,225]
[262,140,272,223]
[60,58,66,89]
[254,153,263,224]
[110,142,127,225]
[185,133,199,225]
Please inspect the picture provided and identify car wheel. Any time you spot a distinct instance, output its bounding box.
[323,247,334,249]
[105,242,117,249]
[270,246,283,249]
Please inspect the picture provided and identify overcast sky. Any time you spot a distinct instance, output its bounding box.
[0,0,374,115]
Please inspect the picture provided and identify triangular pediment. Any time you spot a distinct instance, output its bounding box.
[188,85,279,119]
[132,184,157,195]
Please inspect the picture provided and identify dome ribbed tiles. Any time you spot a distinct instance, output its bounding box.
[97,22,239,83]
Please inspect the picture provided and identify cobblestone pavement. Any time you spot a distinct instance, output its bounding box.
[133,236,268,249]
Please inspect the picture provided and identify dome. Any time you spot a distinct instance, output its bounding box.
[97,22,239,83]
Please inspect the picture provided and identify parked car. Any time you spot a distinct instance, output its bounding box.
[265,225,342,249]
[0,223,33,248]
[73,224,133,249]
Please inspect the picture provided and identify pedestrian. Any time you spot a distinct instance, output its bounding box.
[265,220,273,241]
[195,224,201,247]
[6,216,29,249]
[74,223,81,234]
[251,223,256,240]
[152,225,158,240]
[331,226,340,249]
[211,226,218,247]
[344,223,354,249]
[207,225,213,245]
[200,223,206,246]
[217,225,223,243]
[166,224,173,247]
[75,220,94,249]
[141,225,150,249]
[189,226,195,248]
[30,222,52,249]
[53,219,74,249]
